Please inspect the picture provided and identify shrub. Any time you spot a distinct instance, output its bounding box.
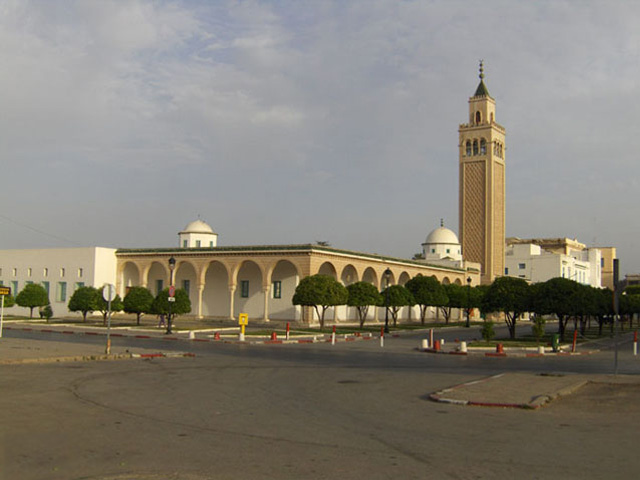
[481,321,495,342]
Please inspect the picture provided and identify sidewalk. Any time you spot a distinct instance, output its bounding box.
[429,372,640,409]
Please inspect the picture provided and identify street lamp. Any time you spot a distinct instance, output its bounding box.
[465,276,472,328]
[166,256,176,335]
[384,268,392,333]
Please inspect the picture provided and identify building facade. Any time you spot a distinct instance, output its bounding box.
[459,62,506,284]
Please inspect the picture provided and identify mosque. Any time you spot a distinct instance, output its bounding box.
[4,64,612,323]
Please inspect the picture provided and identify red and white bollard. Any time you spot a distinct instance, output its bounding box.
[380,326,384,347]
[331,325,336,345]
[429,329,434,349]
[286,322,290,341]
[496,343,504,354]
[433,340,441,352]
[572,329,578,353]
[270,331,277,341]
[214,332,221,341]
[634,330,638,356]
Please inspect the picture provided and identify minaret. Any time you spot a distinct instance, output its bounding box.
[458,62,506,283]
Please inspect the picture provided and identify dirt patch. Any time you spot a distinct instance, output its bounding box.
[550,382,640,413]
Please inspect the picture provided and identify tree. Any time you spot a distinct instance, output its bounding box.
[483,276,530,339]
[123,287,155,325]
[151,288,191,323]
[381,285,414,327]
[40,304,53,322]
[1,294,15,308]
[441,283,466,323]
[95,292,124,325]
[405,275,448,324]
[531,277,582,341]
[292,275,348,329]
[15,283,50,318]
[68,286,99,322]
[346,282,382,328]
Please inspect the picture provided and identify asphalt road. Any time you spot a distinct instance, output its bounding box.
[2,326,640,479]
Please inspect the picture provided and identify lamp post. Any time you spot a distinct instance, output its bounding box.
[384,268,392,334]
[166,256,176,335]
[465,276,472,328]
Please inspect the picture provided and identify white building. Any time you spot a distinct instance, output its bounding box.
[419,222,481,274]
[178,219,218,248]
[0,247,117,317]
[505,238,602,287]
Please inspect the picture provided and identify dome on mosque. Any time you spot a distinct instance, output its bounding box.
[424,225,460,245]
[180,219,215,234]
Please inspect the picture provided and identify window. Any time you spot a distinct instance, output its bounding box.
[505,267,509,275]
[183,240,188,248]
[78,268,83,278]
[196,240,201,248]
[43,268,48,277]
[27,268,32,277]
[431,249,436,253]
[182,280,190,297]
[465,140,471,156]
[60,268,65,278]
[209,241,214,247]
[42,281,50,295]
[273,281,282,299]
[475,111,481,124]
[75,282,84,290]
[473,140,479,155]
[56,282,67,302]
[11,281,18,295]
[241,280,249,298]
[518,263,526,269]
[26,281,33,285]
[480,139,486,155]
[446,249,451,254]
[156,279,164,295]
[12,268,17,277]
[601,258,605,268]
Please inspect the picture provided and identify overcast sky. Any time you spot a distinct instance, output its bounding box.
[1,0,639,274]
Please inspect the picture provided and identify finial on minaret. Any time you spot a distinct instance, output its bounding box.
[479,60,484,80]
[440,218,444,227]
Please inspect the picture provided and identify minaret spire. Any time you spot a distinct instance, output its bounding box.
[474,60,490,97]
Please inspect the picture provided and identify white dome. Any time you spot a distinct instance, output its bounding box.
[181,219,214,234]
[425,226,460,245]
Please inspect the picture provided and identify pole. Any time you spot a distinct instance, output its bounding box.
[286,322,290,340]
[0,295,4,339]
[634,330,638,356]
[571,328,578,353]
[331,325,336,345]
[380,326,384,347]
[105,292,112,355]
[613,259,620,376]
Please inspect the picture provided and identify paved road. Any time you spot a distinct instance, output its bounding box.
[2,325,640,479]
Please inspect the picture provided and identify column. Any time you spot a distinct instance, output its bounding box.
[262,285,271,323]
[228,284,236,321]
[197,283,205,319]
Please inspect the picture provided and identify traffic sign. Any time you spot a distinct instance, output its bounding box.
[238,313,249,326]
[168,285,176,297]
[0,286,11,296]
[102,284,116,302]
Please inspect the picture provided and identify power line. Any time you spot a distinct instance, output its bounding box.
[0,214,82,247]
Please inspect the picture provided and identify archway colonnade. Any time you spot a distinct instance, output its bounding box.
[116,245,479,324]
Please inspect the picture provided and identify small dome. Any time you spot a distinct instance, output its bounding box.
[425,226,460,245]
[181,219,214,234]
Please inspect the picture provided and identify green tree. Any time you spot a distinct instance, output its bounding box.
[292,274,348,329]
[405,275,448,324]
[441,283,467,324]
[16,283,50,318]
[346,282,382,328]
[381,284,414,327]
[1,294,15,308]
[40,304,53,322]
[483,276,530,339]
[95,292,124,325]
[151,288,191,324]
[68,286,100,322]
[531,277,582,341]
[123,287,155,325]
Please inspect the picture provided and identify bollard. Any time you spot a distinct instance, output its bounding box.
[331,325,336,345]
[188,331,195,340]
[239,332,245,342]
[434,340,441,352]
[634,330,638,356]
[496,343,504,354]
[286,322,290,340]
[270,331,277,341]
[440,338,445,346]
[429,329,434,348]
[421,338,429,350]
[214,332,221,341]
[538,345,545,355]
[572,329,578,353]
[380,327,384,347]
[460,341,467,353]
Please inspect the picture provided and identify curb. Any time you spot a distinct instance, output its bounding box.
[0,351,195,366]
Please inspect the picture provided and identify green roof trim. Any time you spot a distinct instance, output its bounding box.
[474,80,489,97]
[116,244,467,273]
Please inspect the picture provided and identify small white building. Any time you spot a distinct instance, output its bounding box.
[419,222,481,274]
[505,238,602,287]
[178,219,218,248]
[0,247,117,317]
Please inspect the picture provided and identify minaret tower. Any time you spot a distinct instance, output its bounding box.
[458,62,506,283]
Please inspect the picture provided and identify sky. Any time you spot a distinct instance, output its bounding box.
[1,0,640,274]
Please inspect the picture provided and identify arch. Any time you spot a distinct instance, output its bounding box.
[202,261,230,319]
[454,278,462,286]
[465,140,471,156]
[380,270,395,289]
[318,262,338,279]
[269,260,299,320]
[442,277,451,285]
[472,139,479,155]
[475,111,481,124]
[121,262,141,296]
[362,267,377,285]
[235,260,263,319]
[147,261,169,296]
[480,138,486,155]
[398,272,411,286]
[340,265,358,286]
[174,261,197,313]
